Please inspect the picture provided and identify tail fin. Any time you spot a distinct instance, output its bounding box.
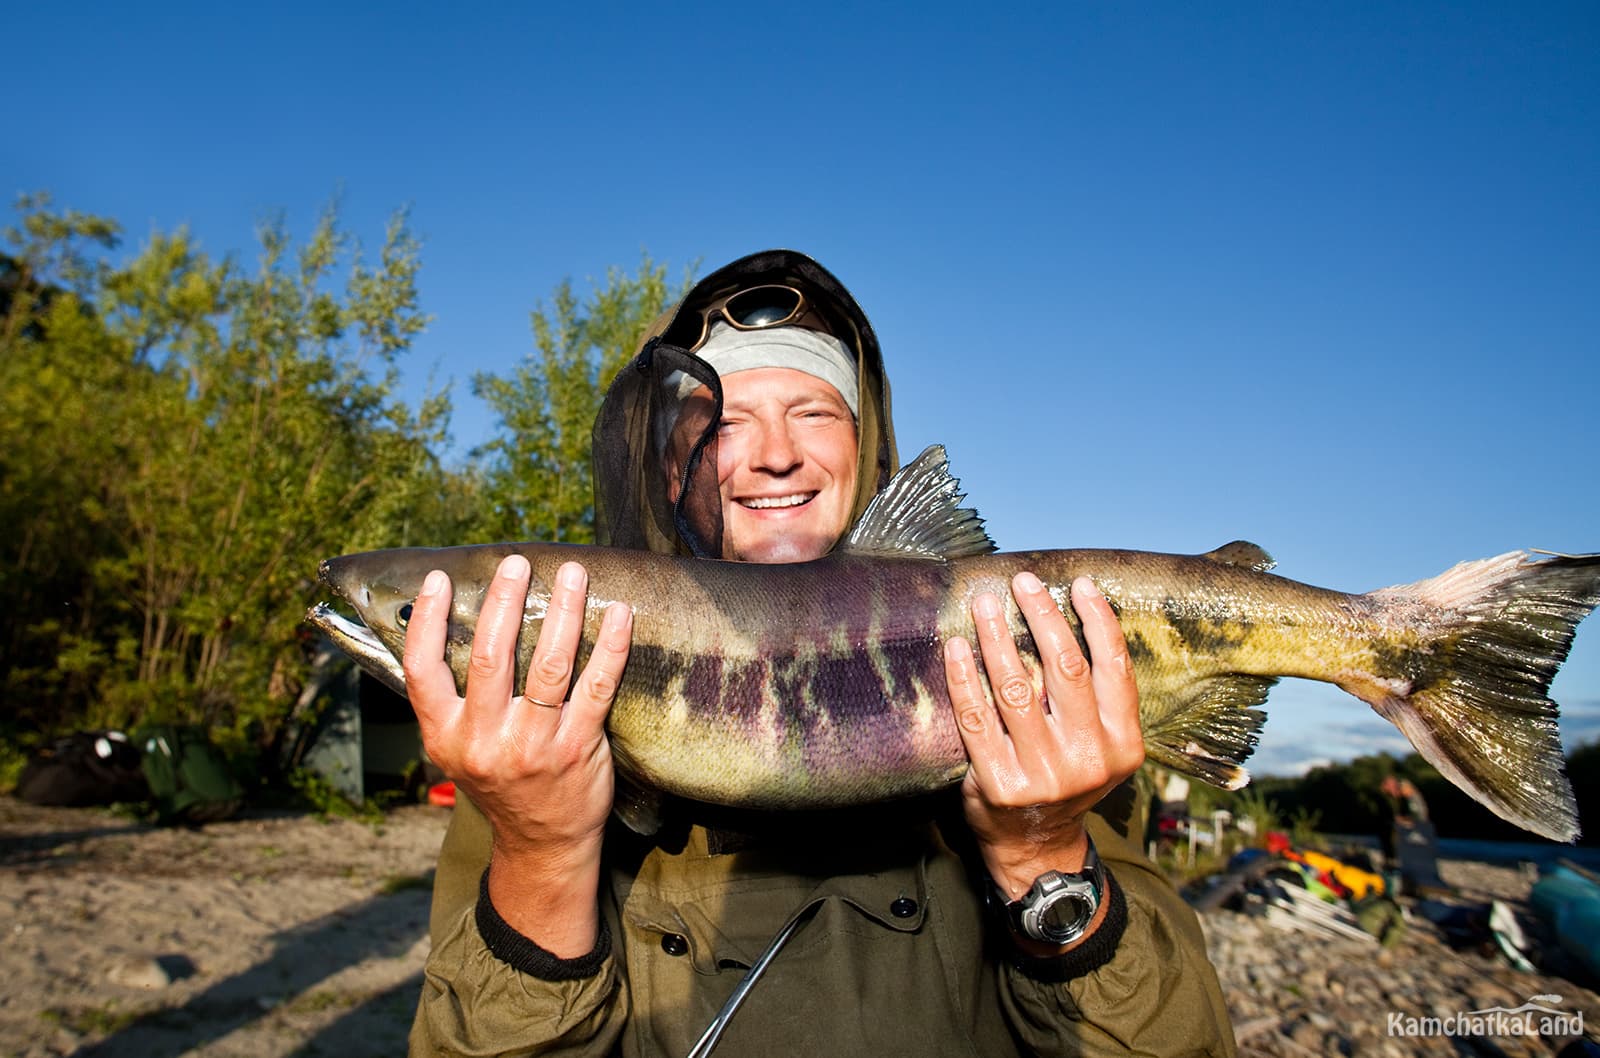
[1359,551,1600,843]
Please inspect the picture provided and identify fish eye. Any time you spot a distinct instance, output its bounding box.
[398,603,414,625]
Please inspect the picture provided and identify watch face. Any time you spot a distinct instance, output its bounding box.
[1016,868,1102,945]
[1035,891,1095,943]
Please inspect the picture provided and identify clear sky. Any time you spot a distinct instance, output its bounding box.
[7,2,1597,777]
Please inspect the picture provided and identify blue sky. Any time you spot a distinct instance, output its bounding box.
[7,2,1597,777]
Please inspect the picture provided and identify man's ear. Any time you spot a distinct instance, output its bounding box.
[662,432,689,505]
[665,456,682,504]
[662,388,715,507]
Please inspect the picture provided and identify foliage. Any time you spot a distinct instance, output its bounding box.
[1211,744,1600,847]
[1568,739,1600,839]
[2,191,692,805]
[1232,786,1279,843]
[0,730,30,793]
[283,767,385,823]
[1,193,452,751]
[471,256,691,542]
[1288,805,1323,849]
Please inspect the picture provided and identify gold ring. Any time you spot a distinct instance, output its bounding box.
[527,696,562,709]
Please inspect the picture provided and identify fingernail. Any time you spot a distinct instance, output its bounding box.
[420,570,446,597]
[560,562,586,589]
[974,593,1000,619]
[944,637,970,662]
[1073,576,1102,599]
[1016,571,1043,595]
[501,554,530,579]
[607,603,633,629]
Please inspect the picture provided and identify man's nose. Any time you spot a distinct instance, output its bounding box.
[752,422,802,473]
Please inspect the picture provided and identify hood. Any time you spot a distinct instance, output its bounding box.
[592,250,898,558]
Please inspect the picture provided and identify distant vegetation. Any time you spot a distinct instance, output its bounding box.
[0,192,687,784]
[1183,744,1600,848]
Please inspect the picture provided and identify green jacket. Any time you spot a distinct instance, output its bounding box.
[409,252,1237,1057]
[413,793,1234,1056]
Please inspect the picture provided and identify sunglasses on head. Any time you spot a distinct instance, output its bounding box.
[684,284,840,352]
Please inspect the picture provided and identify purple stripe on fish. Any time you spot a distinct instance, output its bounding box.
[721,659,767,724]
[683,653,724,718]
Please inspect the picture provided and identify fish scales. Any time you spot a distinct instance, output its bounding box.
[581,551,966,807]
[307,445,1600,841]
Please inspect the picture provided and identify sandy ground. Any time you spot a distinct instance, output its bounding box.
[3,796,1597,1057]
[1,797,447,1058]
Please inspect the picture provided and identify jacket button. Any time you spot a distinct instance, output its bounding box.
[890,897,918,919]
[660,933,689,956]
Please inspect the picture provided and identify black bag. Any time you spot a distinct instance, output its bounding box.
[15,730,150,806]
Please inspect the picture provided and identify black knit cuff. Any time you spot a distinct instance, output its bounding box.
[1005,867,1128,983]
[475,868,611,981]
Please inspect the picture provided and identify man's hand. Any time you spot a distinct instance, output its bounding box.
[402,555,632,957]
[944,572,1144,944]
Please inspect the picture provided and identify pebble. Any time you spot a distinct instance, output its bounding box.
[105,954,174,990]
[1198,875,1600,1058]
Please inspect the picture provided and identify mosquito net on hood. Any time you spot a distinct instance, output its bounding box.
[591,250,897,560]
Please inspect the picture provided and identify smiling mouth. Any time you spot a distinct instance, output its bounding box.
[738,492,817,510]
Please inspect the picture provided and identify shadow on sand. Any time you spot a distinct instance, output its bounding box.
[69,875,433,1058]
[1,822,152,868]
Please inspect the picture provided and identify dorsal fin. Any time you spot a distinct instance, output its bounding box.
[1200,540,1275,573]
[840,445,997,560]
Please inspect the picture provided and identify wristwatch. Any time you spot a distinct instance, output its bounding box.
[994,839,1106,946]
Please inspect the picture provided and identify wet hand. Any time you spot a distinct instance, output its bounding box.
[944,572,1144,900]
[402,556,633,861]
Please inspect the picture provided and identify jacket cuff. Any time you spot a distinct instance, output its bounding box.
[1003,867,1127,982]
[475,868,612,981]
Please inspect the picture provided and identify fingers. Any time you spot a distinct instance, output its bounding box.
[972,585,1060,778]
[1014,572,1097,723]
[1070,576,1144,765]
[402,569,460,733]
[944,635,1008,792]
[945,572,1143,795]
[464,555,535,724]
[564,601,633,730]
[523,561,588,709]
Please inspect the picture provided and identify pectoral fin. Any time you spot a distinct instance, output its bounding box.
[611,750,664,836]
[1141,674,1273,789]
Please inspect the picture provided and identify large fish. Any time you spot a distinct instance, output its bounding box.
[306,446,1599,841]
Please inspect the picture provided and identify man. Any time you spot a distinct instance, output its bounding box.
[407,251,1235,1055]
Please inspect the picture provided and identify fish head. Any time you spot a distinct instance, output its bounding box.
[310,545,558,698]
[317,549,435,663]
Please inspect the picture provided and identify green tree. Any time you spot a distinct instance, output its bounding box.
[1,195,454,750]
[472,256,691,543]
[1,199,129,728]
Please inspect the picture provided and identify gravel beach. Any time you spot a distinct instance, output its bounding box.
[2,797,1595,1057]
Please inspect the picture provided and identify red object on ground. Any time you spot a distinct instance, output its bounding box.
[1264,830,1291,854]
[427,781,457,808]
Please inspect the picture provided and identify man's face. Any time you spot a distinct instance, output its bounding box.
[669,367,859,564]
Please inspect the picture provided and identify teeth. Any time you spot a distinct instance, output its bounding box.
[741,493,815,510]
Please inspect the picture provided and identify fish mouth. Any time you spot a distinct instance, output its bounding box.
[306,603,382,652]
[304,603,408,697]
